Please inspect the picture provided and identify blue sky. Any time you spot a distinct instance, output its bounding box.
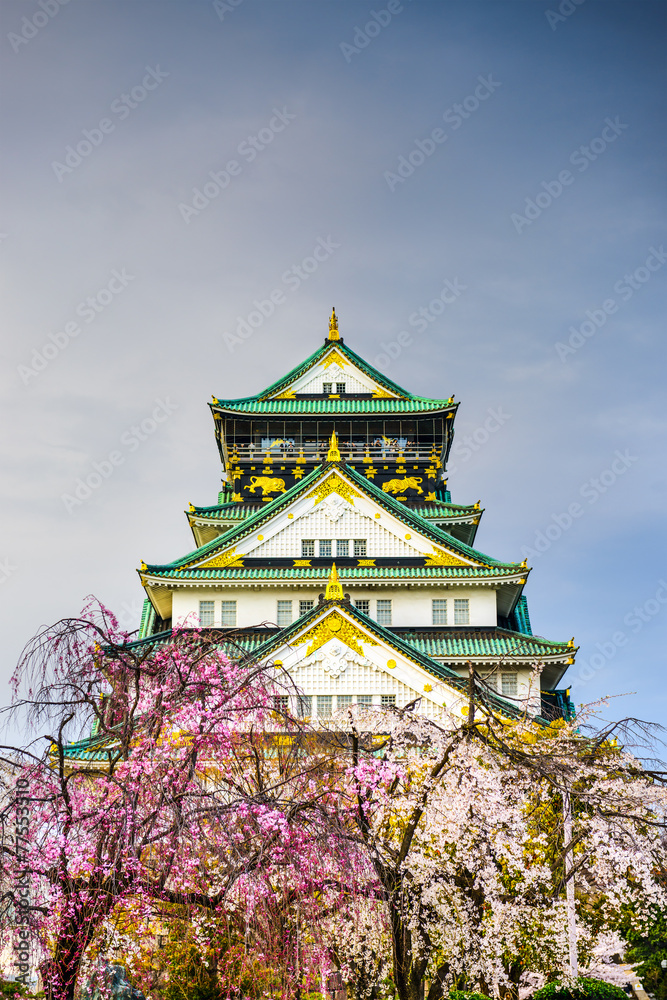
[1,0,665,733]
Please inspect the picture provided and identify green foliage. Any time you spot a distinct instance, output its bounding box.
[532,979,628,1000]
[449,991,493,1000]
[162,943,223,1000]
[622,908,667,1000]
[0,982,41,1000]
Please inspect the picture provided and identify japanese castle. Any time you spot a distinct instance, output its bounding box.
[137,310,575,722]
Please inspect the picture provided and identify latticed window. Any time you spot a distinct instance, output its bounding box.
[317,695,333,718]
[357,695,373,706]
[454,599,469,625]
[336,382,345,394]
[199,600,215,626]
[354,600,370,615]
[319,539,332,558]
[277,600,292,627]
[299,600,314,616]
[301,539,315,558]
[220,601,236,626]
[298,695,312,717]
[337,695,352,710]
[376,600,392,625]
[432,599,447,625]
[322,382,332,394]
[381,694,396,707]
[336,539,349,558]
[501,673,518,696]
[353,539,367,557]
[274,695,289,714]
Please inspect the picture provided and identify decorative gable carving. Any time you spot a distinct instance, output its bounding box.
[292,611,376,657]
[294,641,375,678]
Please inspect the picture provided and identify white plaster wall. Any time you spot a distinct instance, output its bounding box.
[446,665,542,714]
[299,369,369,394]
[172,586,497,628]
[251,506,422,559]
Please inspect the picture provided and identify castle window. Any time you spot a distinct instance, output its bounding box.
[220,600,237,627]
[274,695,289,714]
[302,539,315,558]
[317,695,333,718]
[353,538,367,557]
[199,601,215,626]
[354,599,370,614]
[319,539,332,558]
[323,382,332,394]
[298,695,312,717]
[381,694,396,707]
[454,599,469,625]
[336,382,345,394]
[299,599,314,616]
[337,695,352,710]
[376,599,392,625]
[501,672,518,696]
[336,539,349,558]
[277,600,292,627]
[357,695,373,707]
[432,599,447,625]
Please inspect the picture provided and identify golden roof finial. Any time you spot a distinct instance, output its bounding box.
[327,430,341,462]
[328,306,340,341]
[325,563,344,601]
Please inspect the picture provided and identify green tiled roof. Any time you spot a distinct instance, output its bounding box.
[143,564,523,581]
[211,396,455,415]
[190,498,480,523]
[408,501,481,520]
[394,627,571,660]
[165,624,570,662]
[61,735,120,763]
[250,339,413,401]
[143,464,522,576]
[189,502,257,521]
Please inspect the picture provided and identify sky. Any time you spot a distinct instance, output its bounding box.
[0,0,665,736]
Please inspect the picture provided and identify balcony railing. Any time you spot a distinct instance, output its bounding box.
[228,443,442,463]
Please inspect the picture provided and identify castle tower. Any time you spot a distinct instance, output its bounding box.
[137,311,575,722]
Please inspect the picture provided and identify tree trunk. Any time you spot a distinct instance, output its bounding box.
[41,889,114,1000]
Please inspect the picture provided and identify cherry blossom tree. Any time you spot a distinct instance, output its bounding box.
[0,604,338,1000]
[322,685,667,1000]
[2,614,665,1000]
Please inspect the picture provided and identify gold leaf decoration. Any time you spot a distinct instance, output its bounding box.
[424,547,469,567]
[293,610,376,658]
[198,547,244,569]
[275,389,296,399]
[310,472,361,506]
[321,349,348,369]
